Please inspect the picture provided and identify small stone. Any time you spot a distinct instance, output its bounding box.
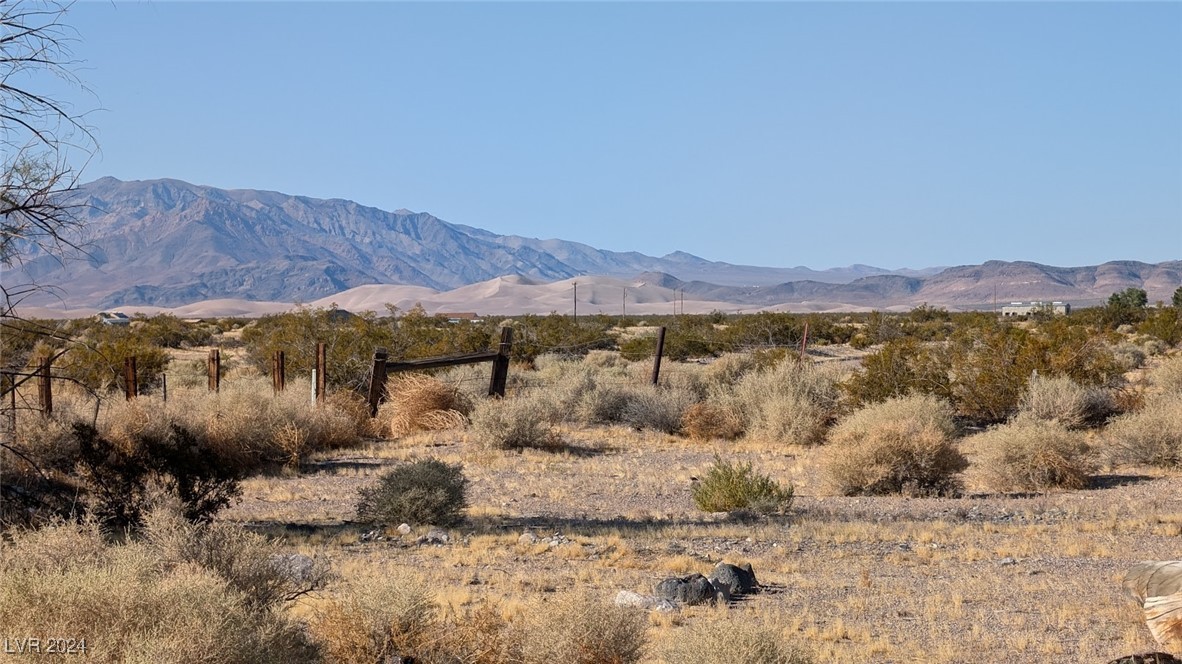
[423,528,449,545]
[397,523,412,535]
[519,532,539,545]
[614,590,677,612]
[999,557,1017,566]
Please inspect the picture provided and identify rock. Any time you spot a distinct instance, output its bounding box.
[417,528,449,545]
[518,532,539,546]
[397,523,412,535]
[269,553,319,585]
[1106,654,1182,664]
[614,590,677,612]
[654,574,718,606]
[709,562,759,596]
[999,557,1017,566]
[360,529,382,542]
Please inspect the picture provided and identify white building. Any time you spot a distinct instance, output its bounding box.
[1000,301,1070,317]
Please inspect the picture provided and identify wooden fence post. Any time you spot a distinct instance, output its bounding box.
[798,321,810,362]
[207,349,221,392]
[650,326,667,386]
[488,327,513,397]
[272,350,286,394]
[124,357,138,400]
[161,373,167,403]
[38,357,52,417]
[315,342,326,404]
[367,347,388,417]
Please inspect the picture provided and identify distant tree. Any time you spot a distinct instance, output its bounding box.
[1105,287,1149,327]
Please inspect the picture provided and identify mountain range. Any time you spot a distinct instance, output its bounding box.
[8,177,1179,316]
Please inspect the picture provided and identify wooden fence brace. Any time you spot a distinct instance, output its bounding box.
[367,347,389,417]
[272,350,286,394]
[315,342,327,404]
[207,349,221,393]
[651,326,667,386]
[124,357,138,400]
[38,357,52,416]
[488,327,513,398]
[161,373,167,403]
[798,321,810,362]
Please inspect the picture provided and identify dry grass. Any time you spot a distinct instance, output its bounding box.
[385,373,472,436]
[1149,352,1182,395]
[1104,394,1182,469]
[0,513,313,663]
[731,361,841,446]
[1019,374,1114,429]
[308,570,437,663]
[657,619,814,664]
[823,393,966,496]
[967,416,1093,492]
[516,591,647,664]
[469,395,561,451]
[680,402,744,441]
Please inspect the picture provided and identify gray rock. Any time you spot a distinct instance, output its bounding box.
[999,557,1017,566]
[269,553,317,584]
[519,532,539,545]
[654,574,718,606]
[397,523,412,535]
[708,562,759,596]
[417,528,449,545]
[614,590,677,612]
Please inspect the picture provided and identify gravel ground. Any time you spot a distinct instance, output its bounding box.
[222,430,1181,663]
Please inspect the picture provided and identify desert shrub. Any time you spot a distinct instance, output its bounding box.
[434,600,517,664]
[681,401,745,441]
[356,457,467,527]
[584,349,626,368]
[621,386,697,434]
[517,592,646,664]
[1150,354,1182,395]
[660,620,814,664]
[309,570,436,663]
[385,373,472,436]
[1104,394,1182,468]
[1018,374,1115,429]
[702,352,761,387]
[469,396,560,450]
[732,361,840,446]
[143,503,329,610]
[0,518,314,664]
[576,382,635,425]
[969,416,1092,492]
[1111,341,1147,371]
[823,394,966,497]
[692,456,794,514]
[73,423,242,532]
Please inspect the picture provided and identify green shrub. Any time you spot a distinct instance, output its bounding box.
[692,456,794,514]
[469,396,560,450]
[356,458,468,527]
[73,423,242,532]
[823,394,966,497]
[969,416,1092,492]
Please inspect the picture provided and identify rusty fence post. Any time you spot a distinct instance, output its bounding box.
[38,357,53,417]
[207,349,221,393]
[488,327,513,397]
[124,357,138,400]
[315,342,326,404]
[798,321,810,362]
[367,347,389,417]
[650,326,667,386]
[272,350,286,394]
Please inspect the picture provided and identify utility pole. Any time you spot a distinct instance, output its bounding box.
[622,287,626,319]
[573,281,578,320]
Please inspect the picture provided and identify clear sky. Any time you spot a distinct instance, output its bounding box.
[62,1,1182,270]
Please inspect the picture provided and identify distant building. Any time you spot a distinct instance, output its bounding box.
[440,312,483,324]
[96,311,131,326]
[1000,301,1070,317]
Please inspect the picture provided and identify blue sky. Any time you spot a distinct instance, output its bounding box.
[64,1,1181,270]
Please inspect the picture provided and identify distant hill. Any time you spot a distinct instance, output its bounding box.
[10,177,928,309]
[8,177,1178,314]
